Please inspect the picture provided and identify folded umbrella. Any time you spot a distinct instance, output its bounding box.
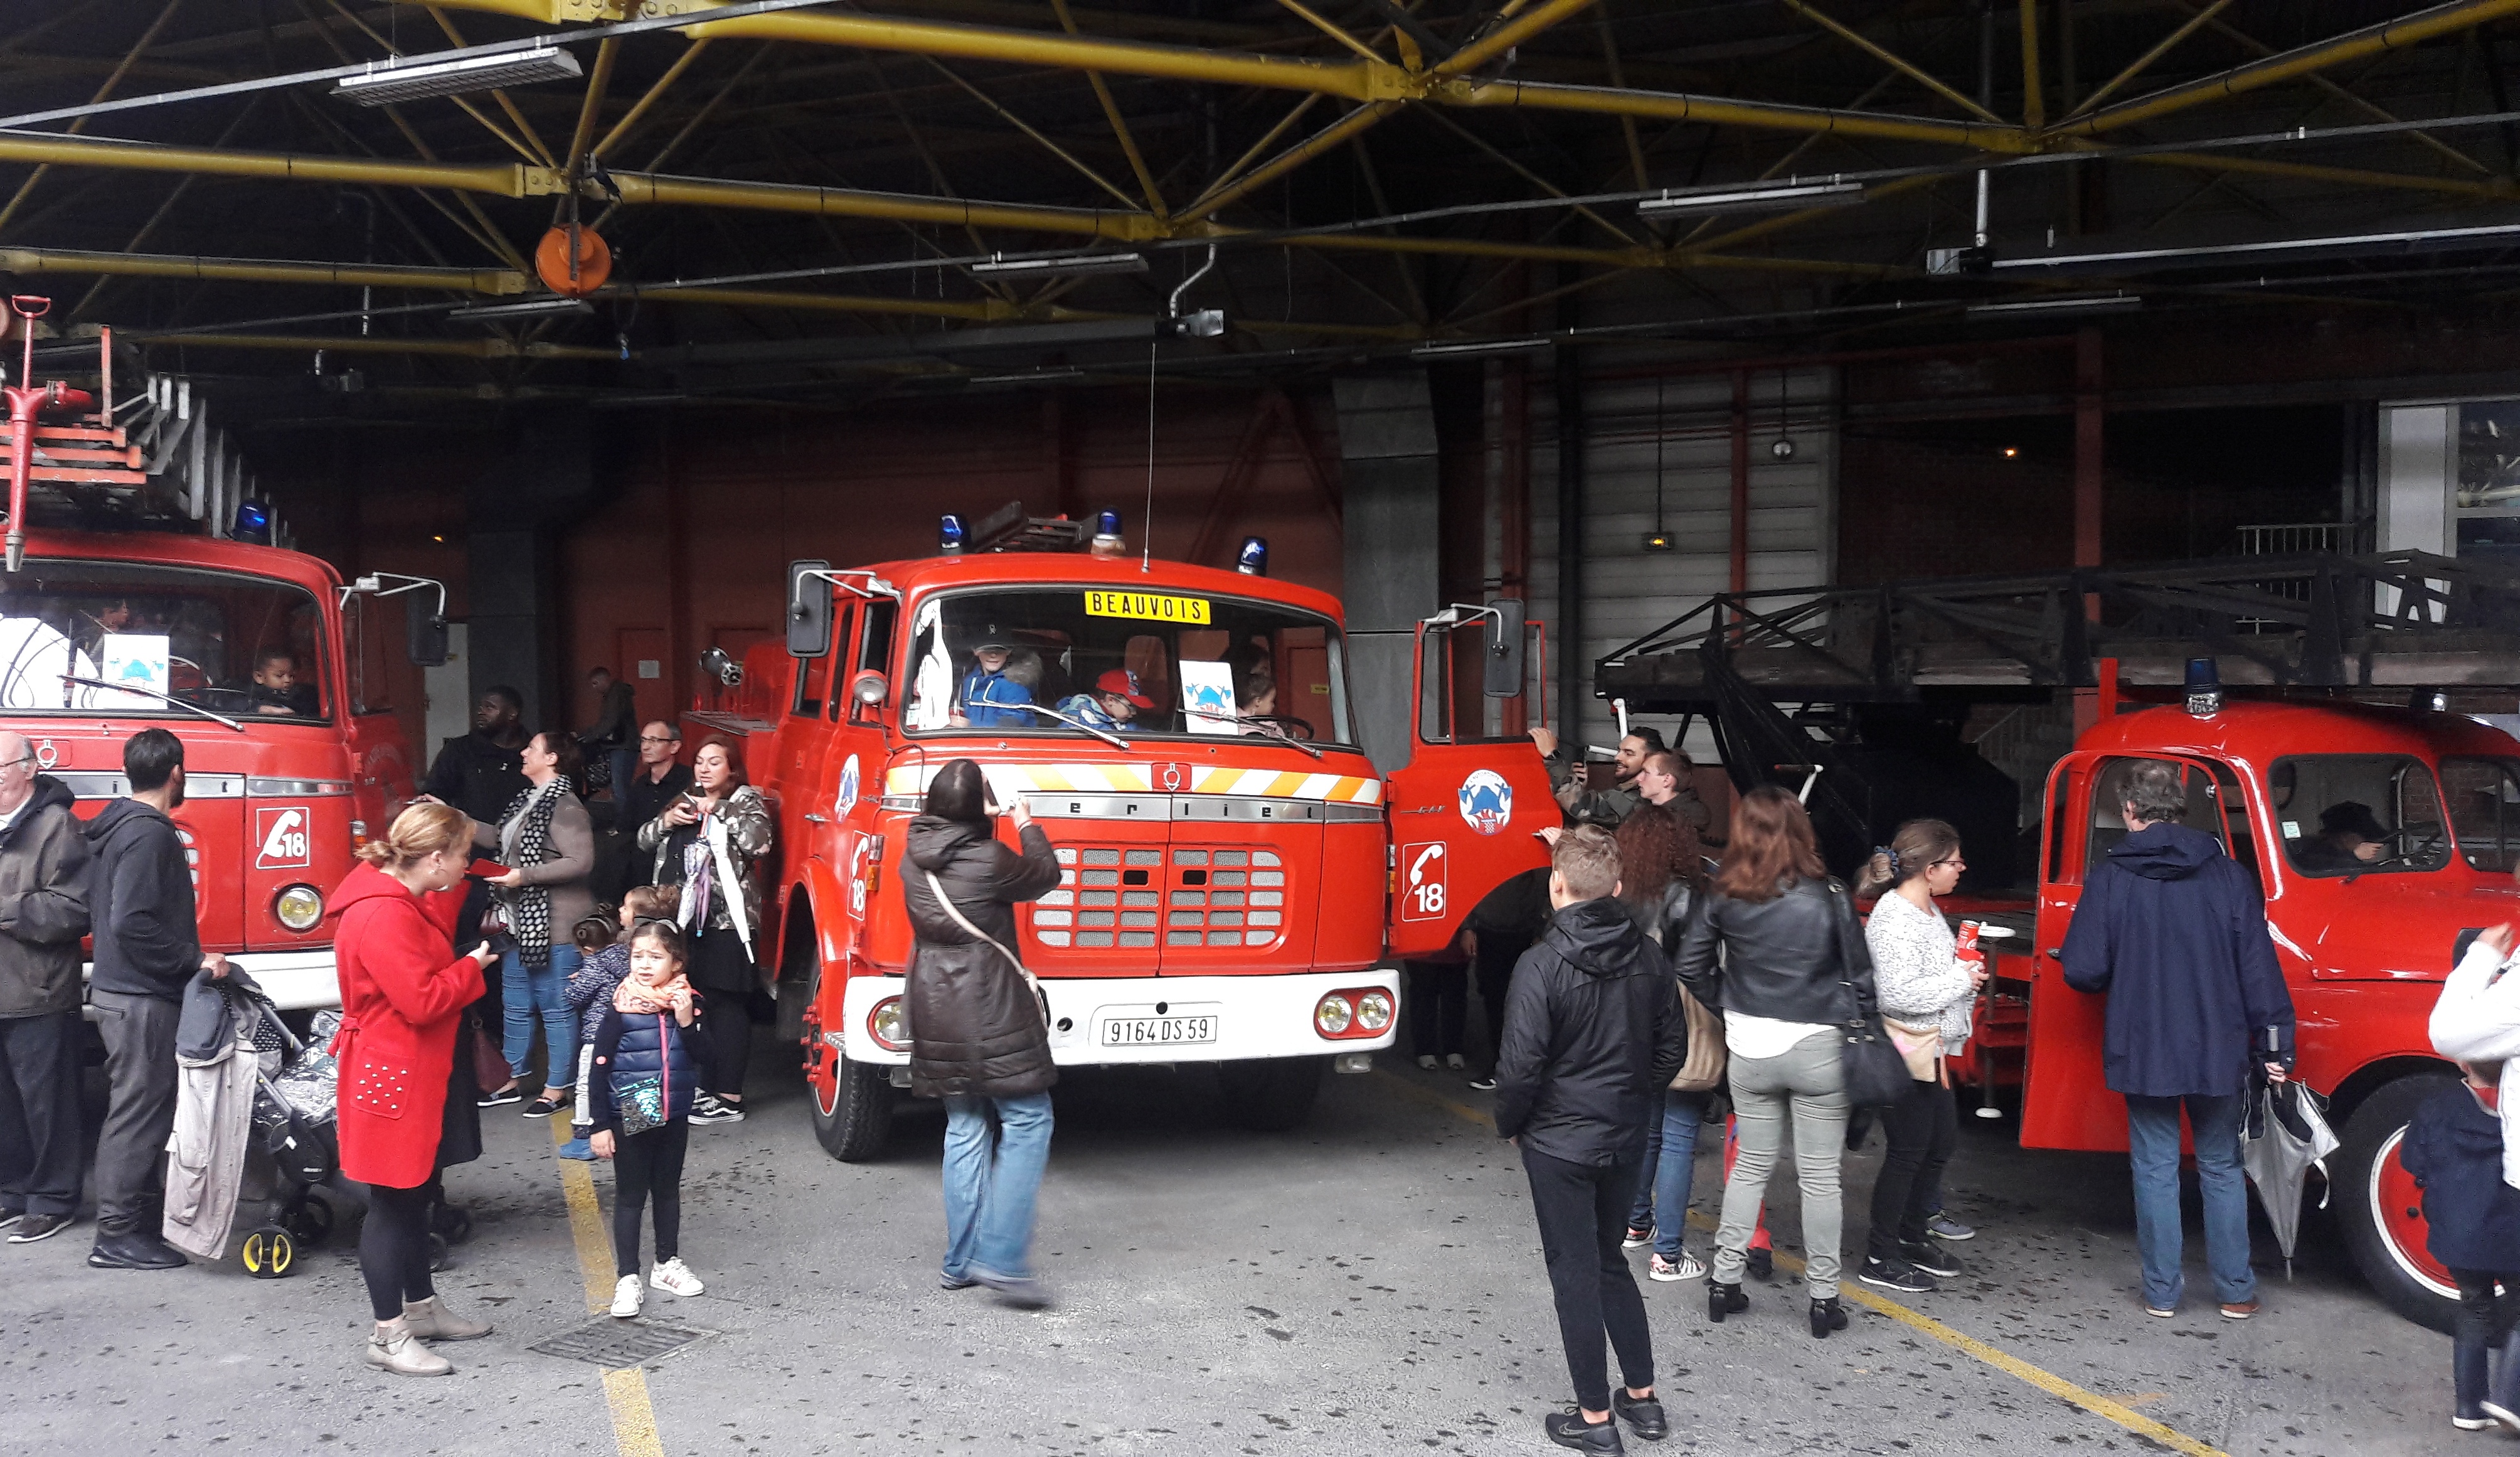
[2241,1077,2341,1278]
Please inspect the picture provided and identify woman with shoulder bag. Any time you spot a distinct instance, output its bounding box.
[637,735,774,1124]
[473,732,596,1119]
[1672,786,1881,1338]
[1853,819,1987,1296]
[903,759,1063,1308]
[1610,804,1720,1283]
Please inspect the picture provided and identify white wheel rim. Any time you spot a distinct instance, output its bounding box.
[2369,1126,2460,1300]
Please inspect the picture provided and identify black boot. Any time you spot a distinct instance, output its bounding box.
[1707,1280,1748,1323]
[2486,1328,2520,1433]
[2455,1335,2493,1430]
[1810,1296,1848,1339]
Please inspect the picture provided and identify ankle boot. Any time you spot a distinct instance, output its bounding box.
[366,1317,452,1377]
[403,1294,492,1342]
[1810,1296,1849,1339]
[1707,1280,1748,1323]
[2485,1329,2520,1433]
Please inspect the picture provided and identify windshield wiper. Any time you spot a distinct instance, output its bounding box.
[1230,715,1325,760]
[58,675,247,732]
[1001,700,1132,750]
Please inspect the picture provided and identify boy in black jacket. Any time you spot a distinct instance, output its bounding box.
[1495,825,1688,1455]
[2402,1059,2520,1433]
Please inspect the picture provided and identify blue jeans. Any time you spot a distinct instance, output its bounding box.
[942,1092,1055,1284]
[1625,1089,1708,1260]
[607,747,636,800]
[501,943,582,1086]
[2125,1092,2256,1309]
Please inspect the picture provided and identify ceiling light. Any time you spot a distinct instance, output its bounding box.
[333,45,582,107]
[1410,337,1555,359]
[964,367,1087,386]
[1965,293,2143,318]
[1637,180,1866,220]
[968,252,1148,279]
[447,296,595,323]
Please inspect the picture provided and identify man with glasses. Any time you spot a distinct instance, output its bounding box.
[614,722,693,894]
[0,731,92,1248]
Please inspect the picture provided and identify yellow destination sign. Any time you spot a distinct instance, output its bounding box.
[1084,590,1210,624]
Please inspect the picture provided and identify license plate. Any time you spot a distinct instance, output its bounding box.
[1101,1015,1216,1046]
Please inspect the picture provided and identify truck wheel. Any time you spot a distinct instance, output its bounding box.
[2334,1073,2463,1334]
[1218,1057,1327,1133]
[811,1048,895,1162]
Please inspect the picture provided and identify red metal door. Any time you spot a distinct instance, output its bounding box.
[1382,619,1551,958]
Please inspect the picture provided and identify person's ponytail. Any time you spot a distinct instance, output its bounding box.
[361,801,474,872]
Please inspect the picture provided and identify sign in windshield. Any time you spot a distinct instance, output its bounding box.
[0,560,328,722]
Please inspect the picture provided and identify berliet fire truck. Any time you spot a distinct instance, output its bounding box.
[688,505,1551,1161]
[0,299,440,1011]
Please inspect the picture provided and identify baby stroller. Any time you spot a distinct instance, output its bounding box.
[240,1007,343,1278]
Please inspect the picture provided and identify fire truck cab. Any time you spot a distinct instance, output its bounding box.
[685,514,1551,1161]
[1978,687,2519,1330]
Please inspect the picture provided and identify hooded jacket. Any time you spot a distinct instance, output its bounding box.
[329,863,482,1190]
[0,776,90,1018]
[2400,1081,2520,1271]
[2060,821,2294,1099]
[901,813,1061,1099]
[1492,897,1688,1165]
[86,796,200,1001]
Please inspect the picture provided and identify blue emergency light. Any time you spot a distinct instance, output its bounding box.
[2184,656,2221,718]
[939,514,967,554]
[1091,509,1125,557]
[233,499,273,545]
[1236,536,1268,576]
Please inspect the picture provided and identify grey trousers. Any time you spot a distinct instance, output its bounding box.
[1711,1029,1851,1298]
[92,990,181,1237]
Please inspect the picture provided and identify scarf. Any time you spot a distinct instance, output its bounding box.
[496,777,570,968]
[614,971,689,1016]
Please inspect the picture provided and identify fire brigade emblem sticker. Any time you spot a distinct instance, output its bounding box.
[1457,769,1513,835]
[834,754,861,816]
[255,806,312,870]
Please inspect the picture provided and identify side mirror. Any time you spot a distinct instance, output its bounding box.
[851,669,889,708]
[787,559,832,658]
[1483,598,1526,698]
[699,646,743,688]
[407,606,449,667]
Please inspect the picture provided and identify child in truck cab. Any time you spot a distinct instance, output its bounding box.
[1055,669,1156,730]
[587,920,713,1320]
[247,646,311,717]
[953,629,1039,728]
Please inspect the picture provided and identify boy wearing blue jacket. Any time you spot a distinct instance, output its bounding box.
[2401,1059,2520,1433]
[587,921,713,1320]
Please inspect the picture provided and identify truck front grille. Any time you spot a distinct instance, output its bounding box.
[1031,845,1285,951]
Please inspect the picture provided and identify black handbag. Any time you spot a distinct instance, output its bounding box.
[1822,877,1911,1111]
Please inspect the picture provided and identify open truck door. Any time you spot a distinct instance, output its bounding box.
[1381,601,1552,958]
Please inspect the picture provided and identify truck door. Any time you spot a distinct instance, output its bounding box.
[2022,750,2257,1151]
[1380,607,1551,959]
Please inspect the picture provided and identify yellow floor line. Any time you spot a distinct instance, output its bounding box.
[1379,1067,2228,1457]
[551,1114,667,1457]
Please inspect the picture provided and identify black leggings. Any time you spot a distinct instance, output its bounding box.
[694,927,755,1099]
[613,1121,689,1277]
[361,1182,437,1322]
[1867,1075,1958,1262]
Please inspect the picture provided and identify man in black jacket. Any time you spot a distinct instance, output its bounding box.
[424,685,530,825]
[87,728,223,1271]
[1495,825,1687,1454]
[0,730,92,1247]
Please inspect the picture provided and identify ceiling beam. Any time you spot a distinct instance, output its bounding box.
[0,245,526,294]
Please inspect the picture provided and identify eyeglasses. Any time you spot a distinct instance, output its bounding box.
[0,755,33,769]
[1931,856,1965,868]
[638,735,676,744]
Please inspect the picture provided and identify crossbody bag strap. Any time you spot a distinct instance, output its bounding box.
[923,868,1050,1027]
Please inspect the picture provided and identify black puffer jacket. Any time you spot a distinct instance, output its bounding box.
[902,814,1062,1099]
[1492,897,1688,1165]
[1671,874,1876,1025]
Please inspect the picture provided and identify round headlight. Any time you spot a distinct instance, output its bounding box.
[1314,993,1353,1035]
[868,996,906,1051]
[1354,990,1394,1032]
[274,884,323,932]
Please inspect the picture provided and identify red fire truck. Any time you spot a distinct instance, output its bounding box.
[682,510,1551,1160]
[1955,675,2517,1331]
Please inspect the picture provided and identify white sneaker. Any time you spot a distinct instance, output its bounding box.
[649,1257,705,1297]
[1444,1054,1465,1070]
[1649,1251,1706,1282]
[610,1273,644,1318]
[1415,1055,1437,1070]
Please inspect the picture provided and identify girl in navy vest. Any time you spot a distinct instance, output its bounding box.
[588,921,714,1318]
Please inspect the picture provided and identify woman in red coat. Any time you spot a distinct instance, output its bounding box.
[332,803,499,1376]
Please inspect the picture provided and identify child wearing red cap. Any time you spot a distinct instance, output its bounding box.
[1054,670,1157,730]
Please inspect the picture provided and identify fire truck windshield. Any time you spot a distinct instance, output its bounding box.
[0,560,327,722]
[903,586,1351,746]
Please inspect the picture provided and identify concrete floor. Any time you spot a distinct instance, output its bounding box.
[1,1027,2464,1457]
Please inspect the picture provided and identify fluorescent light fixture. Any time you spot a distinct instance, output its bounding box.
[1410,336,1555,358]
[1993,221,2520,275]
[969,252,1148,279]
[447,296,595,323]
[964,367,1087,386]
[1637,179,1866,220]
[1965,292,2143,319]
[334,45,582,107]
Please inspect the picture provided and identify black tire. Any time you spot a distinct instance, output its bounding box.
[811,1050,896,1162]
[283,1192,334,1249]
[2333,1072,2463,1334]
[1218,1056,1327,1133]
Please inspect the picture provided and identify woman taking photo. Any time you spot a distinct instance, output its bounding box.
[904,758,1063,1308]
[1854,819,1987,1295]
[1614,803,1715,1283]
[1673,786,1878,1340]
[637,735,773,1124]
[332,803,499,1375]
[475,732,595,1118]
